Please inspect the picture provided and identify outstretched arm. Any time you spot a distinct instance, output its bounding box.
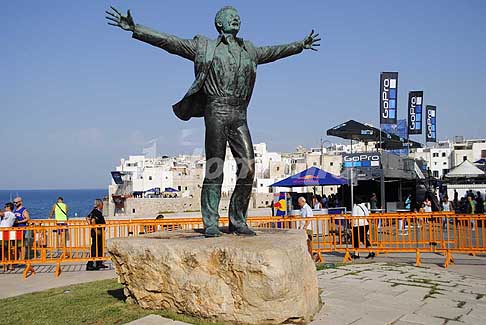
[106,6,196,61]
[256,30,321,65]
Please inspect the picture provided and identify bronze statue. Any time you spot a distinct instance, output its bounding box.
[106,6,320,237]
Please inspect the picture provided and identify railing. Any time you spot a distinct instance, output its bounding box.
[1,212,484,278]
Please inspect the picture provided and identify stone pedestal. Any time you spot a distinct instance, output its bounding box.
[107,229,320,324]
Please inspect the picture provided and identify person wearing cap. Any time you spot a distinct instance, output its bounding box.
[1,202,17,271]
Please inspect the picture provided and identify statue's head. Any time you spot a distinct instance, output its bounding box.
[214,6,240,35]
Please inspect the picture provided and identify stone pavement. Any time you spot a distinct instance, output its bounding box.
[0,263,116,299]
[311,261,486,325]
[125,314,188,325]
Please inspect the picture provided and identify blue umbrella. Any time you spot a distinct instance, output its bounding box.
[164,187,179,192]
[269,167,347,187]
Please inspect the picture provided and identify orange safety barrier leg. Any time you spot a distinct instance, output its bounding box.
[55,261,62,277]
[55,253,65,277]
[342,249,353,263]
[23,262,35,279]
[444,250,455,269]
[314,252,324,263]
[415,249,421,267]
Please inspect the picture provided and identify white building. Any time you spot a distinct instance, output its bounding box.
[409,141,452,179]
[409,138,486,179]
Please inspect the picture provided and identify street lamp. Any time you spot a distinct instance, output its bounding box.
[320,137,331,168]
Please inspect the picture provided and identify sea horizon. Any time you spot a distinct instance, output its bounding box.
[0,188,108,219]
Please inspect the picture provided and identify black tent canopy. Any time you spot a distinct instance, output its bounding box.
[327,120,422,149]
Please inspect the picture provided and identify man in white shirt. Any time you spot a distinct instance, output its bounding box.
[1,202,17,270]
[351,198,375,259]
[0,202,16,227]
[298,197,317,260]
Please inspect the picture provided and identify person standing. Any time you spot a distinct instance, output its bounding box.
[86,199,108,271]
[1,203,17,271]
[405,194,412,211]
[297,197,317,261]
[49,197,69,248]
[370,193,378,211]
[49,197,69,223]
[441,196,454,226]
[351,198,375,259]
[321,194,328,209]
[475,191,484,214]
[13,197,32,259]
[424,198,432,213]
[466,195,476,231]
[312,196,321,210]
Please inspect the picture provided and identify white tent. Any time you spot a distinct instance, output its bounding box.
[445,160,485,178]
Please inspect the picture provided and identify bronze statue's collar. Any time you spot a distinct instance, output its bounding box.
[218,34,245,46]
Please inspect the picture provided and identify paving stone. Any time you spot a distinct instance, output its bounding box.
[124,314,188,324]
[399,312,444,325]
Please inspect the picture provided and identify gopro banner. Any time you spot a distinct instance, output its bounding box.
[408,91,424,135]
[380,72,399,124]
[426,105,437,142]
[343,152,381,168]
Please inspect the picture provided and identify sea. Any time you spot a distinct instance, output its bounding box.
[0,189,108,219]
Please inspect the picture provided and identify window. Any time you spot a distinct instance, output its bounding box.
[482,150,486,159]
[442,152,446,157]
[330,162,334,166]
[185,186,188,191]
[178,186,181,191]
[148,176,152,180]
[443,162,447,165]
[434,162,437,165]
[463,156,467,161]
[433,171,439,177]
[313,162,317,166]
[433,153,439,157]
[276,167,280,171]
[132,209,136,213]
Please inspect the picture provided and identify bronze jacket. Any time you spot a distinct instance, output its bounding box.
[132,25,304,121]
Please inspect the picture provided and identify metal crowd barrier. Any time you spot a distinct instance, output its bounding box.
[1,212,484,278]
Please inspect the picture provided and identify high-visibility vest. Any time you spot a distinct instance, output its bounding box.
[54,202,68,221]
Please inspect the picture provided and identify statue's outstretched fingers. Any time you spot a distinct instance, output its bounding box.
[106,16,119,23]
[110,6,122,16]
[106,10,118,18]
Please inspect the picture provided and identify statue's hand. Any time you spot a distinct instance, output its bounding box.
[303,30,321,51]
[106,6,135,32]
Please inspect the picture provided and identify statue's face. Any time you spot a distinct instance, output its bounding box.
[217,8,240,35]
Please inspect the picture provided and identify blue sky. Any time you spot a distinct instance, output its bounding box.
[1,0,485,189]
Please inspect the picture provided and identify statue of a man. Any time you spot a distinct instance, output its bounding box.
[106,6,320,237]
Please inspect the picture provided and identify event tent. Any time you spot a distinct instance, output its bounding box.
[326,119,422,149]
[269,167,347,187]
[445,160,485,178]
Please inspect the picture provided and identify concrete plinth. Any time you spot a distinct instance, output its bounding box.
[107,229,320,324]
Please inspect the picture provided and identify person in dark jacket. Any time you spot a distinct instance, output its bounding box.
[86,199,107,271]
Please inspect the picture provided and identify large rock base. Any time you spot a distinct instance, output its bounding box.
[107,229,320,324]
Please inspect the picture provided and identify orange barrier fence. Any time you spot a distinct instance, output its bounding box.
[1,212,484,277]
